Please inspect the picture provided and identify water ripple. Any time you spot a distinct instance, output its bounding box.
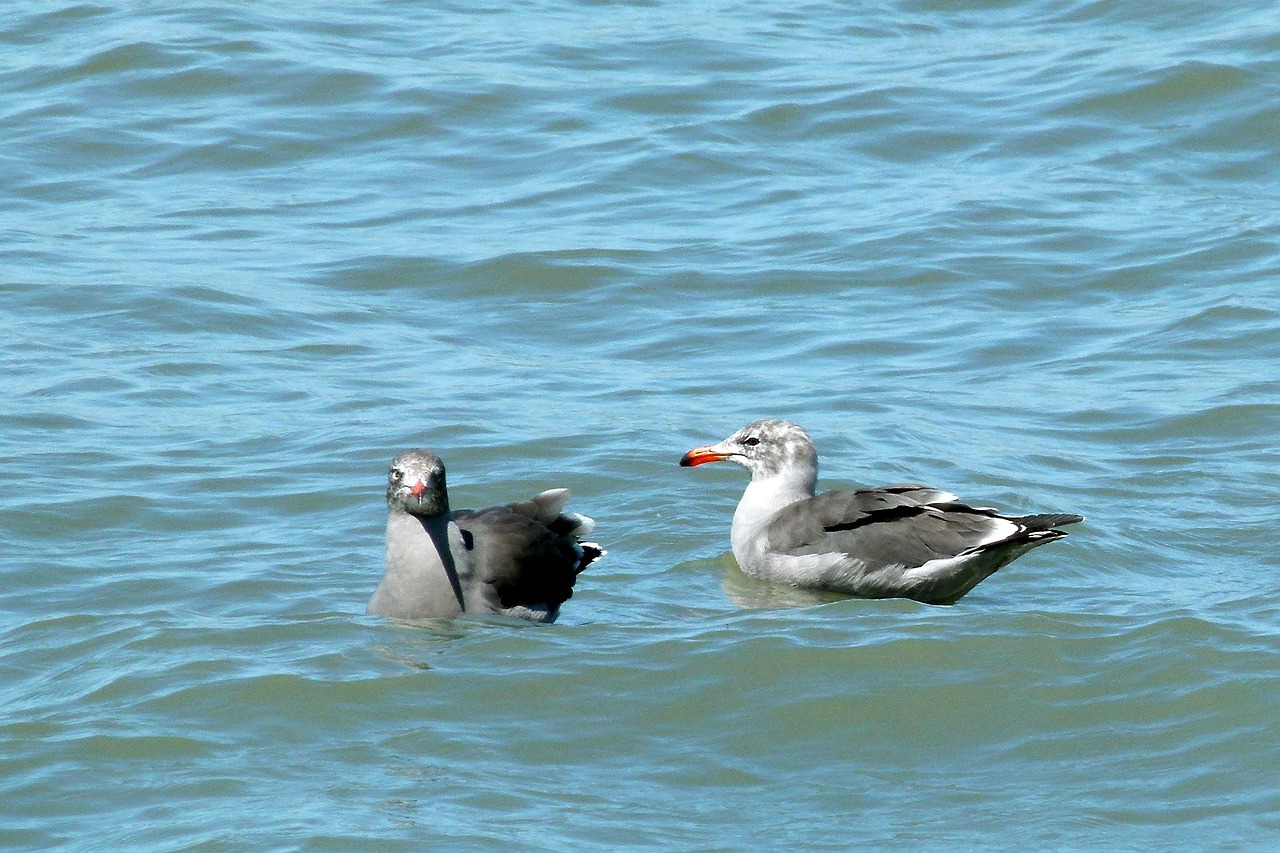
[2,0,1279,848]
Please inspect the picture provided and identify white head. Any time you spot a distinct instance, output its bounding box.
[680,419,819,486]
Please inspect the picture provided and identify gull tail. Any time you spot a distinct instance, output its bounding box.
[1015,513,1085,531]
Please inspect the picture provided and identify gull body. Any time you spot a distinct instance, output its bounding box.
[681,420,1082,605]
[369,449,603,622]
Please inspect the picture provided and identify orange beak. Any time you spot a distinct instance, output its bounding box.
[409,479,427,498]
[679,446,730,467]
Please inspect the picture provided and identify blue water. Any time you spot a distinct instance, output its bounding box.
[3,1,1279,849]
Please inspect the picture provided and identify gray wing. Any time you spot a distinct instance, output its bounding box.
[765,487,1071,571]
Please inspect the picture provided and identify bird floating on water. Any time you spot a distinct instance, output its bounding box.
[368,449,603,622]
[680,419,1082,605]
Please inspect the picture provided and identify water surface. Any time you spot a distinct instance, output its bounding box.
[2,1,1279,849]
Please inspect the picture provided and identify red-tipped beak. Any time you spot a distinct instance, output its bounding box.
[409,479,427,498]
[680,447,729,467]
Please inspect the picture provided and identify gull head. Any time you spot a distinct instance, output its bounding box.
[387,449,450,516]
[680,419,818,482]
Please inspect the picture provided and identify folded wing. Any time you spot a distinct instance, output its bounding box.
[765,486,1082,603]
[455,489,603,617]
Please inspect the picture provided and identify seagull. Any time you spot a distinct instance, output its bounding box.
[680,419,1082,605]
[367,449,604,622]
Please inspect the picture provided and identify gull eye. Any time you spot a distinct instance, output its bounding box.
[390,468,403,482]
[742,436,760,447]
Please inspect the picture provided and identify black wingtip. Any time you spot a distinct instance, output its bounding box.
[578,543,606,573]
[1026,513,1085,529]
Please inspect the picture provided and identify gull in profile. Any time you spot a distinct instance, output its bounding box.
[680,419,1082,605]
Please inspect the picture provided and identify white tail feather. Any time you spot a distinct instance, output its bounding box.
[531,488,570,516]
[564,511,595,536]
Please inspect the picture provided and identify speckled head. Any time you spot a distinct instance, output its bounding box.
[680,419,819,481]
[386,449,450,516]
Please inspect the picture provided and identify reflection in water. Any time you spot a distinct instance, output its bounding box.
[369,616,470,670]
[702,553,853,610]
[368,610,559,670]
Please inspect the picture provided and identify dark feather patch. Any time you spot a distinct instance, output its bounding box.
[454,505,591,612]
[930,502,1002,517]
[824,504,929,533]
